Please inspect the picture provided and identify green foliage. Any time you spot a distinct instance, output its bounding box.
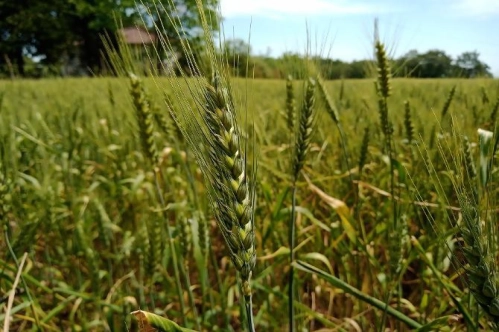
[222,48,494,80]
[455,51,492,78]
[396,50,453,78]
[0,0,220,77]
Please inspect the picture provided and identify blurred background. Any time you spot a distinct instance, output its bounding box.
[1,0,497,79]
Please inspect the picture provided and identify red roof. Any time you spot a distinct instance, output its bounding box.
[119,27,157,45]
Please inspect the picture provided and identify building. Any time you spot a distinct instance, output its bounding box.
[118,27,177,76]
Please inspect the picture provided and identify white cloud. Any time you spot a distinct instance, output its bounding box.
[220,0,380,18]
[454,0,499,16]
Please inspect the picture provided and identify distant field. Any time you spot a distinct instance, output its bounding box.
[1,76,498,330]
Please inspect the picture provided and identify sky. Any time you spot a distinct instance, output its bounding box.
[220,0,499,76]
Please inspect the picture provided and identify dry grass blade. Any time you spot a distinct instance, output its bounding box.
[304,173,356,242]
[132,310,197,332]
[3,252,28,332]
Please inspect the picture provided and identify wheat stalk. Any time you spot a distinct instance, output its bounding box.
[128,72,189,324]
[289,77,316,331]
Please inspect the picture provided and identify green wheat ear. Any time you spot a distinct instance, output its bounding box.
[201,75,257,286]
[441,128,499,328]
[285,75,297,132]
[173,74,257,329]
[317,75,340,125]
[404,100,414,144]
[129,73,158,164]
[293,77,316,179]
[441,85,456,121]
[144,1,258,329]
[375,40,392,100]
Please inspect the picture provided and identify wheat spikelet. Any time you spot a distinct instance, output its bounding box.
[0,169,12,230]
[358,126,370,176]
[201,76,256,292]
[294,78,316,179]
[317,75,340,125]
[136,219,151,275]
[143,1,258,327]
[156,93,184,143]
[459,200,499,323]
[374,42,392,142]
[448,129,499,327]
[441,85,456,121]
[404,101,414,144]
[374,40,391,99]
[148,216,163,271]
[129,74,158,164]
[153,105,171,139]
[163,75,256,298]
[285,75,297,131]
[178,216,192,259]
[377,93,392,141]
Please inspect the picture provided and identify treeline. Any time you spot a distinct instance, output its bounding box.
[0,0,493,81]
[226,39,493,79]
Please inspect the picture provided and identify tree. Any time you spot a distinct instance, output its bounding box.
[396,50,454,78]
[418,50,453,78]
[454,51,492,78]
[0,0,73,75]
[67,0,138,73]
[0,0,219,77]
[223,39,251,77]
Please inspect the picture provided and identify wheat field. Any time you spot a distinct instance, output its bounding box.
[1,75,499,331]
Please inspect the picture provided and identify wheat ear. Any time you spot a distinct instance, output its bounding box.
[404,100,414,144]
[129,74,158,164]
[293,78,316,179]
[285,75,297,132]
[202,76,256,291]
[441,85,456,121]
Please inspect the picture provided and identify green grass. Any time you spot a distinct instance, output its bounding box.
[1,76,499,331]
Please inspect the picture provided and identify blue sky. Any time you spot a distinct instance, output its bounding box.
[220,0,499,76]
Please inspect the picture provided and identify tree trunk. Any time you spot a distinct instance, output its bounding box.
[15,47,25,76]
